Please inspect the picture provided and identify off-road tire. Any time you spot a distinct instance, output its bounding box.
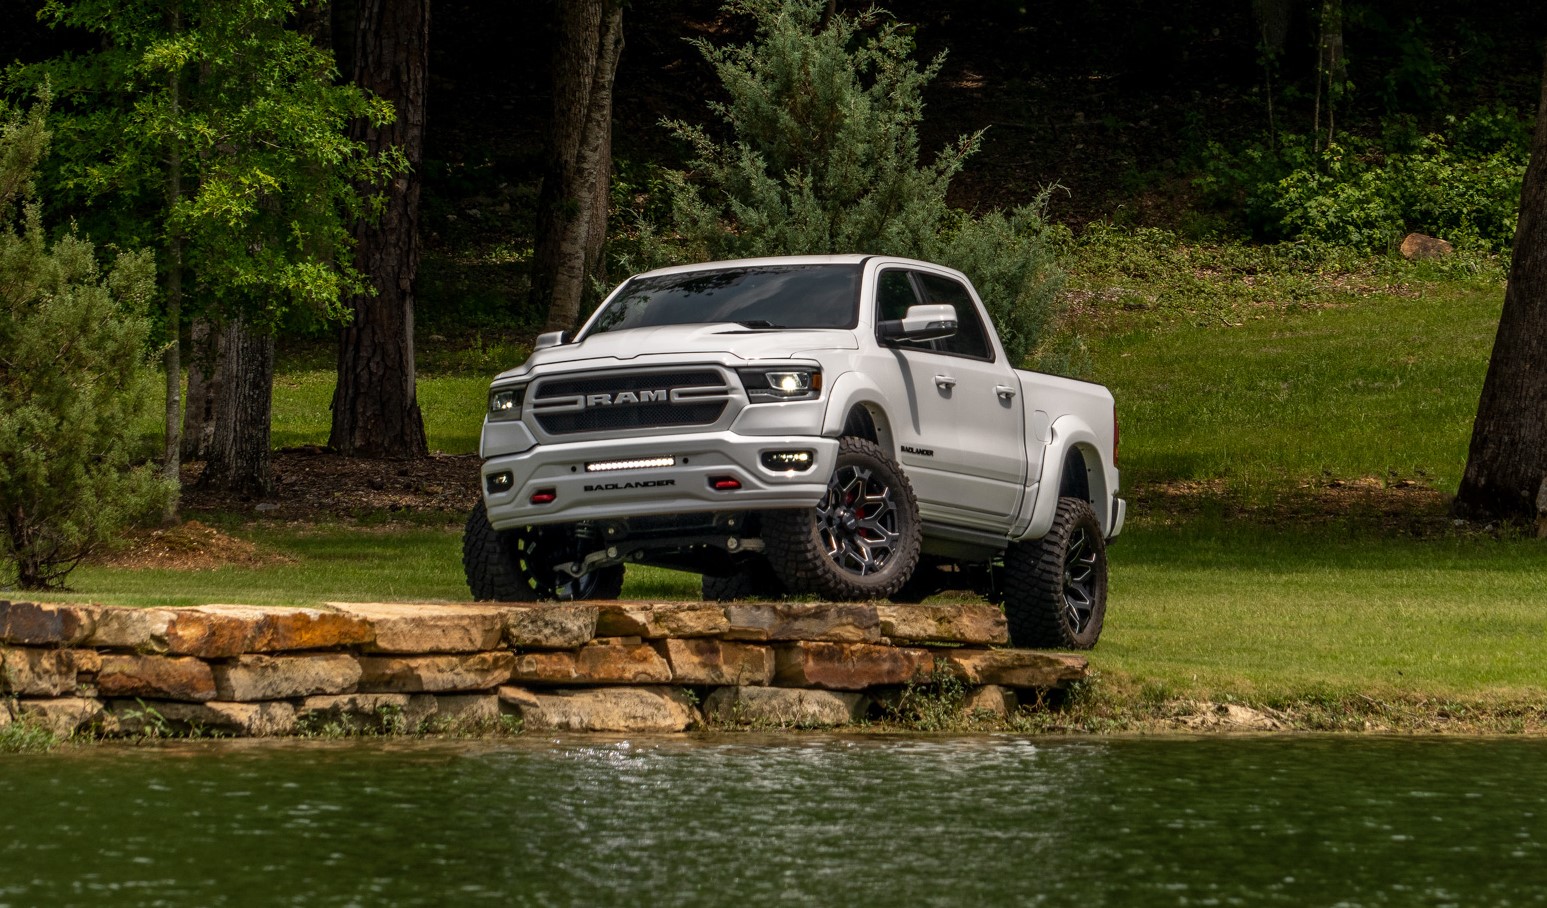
[462,501,624,601]
[763,436,921,600]
[701,556,787,601]
[1001,497,1107,649]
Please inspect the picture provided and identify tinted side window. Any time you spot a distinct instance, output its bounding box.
[876,269,920,322]
[917,273,991,360]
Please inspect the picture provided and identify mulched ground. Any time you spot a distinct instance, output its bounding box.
[1130,477,1461,537]
[95,520,294,572]
[99,448,482,570]
[180,446,483,520]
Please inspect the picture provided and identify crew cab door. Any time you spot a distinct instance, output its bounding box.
[872,266,1028,532]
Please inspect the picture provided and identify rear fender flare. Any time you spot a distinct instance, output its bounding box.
[1014,415,1116,540]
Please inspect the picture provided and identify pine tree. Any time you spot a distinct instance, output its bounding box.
[653,0,1065,365]
[0,97,170,589]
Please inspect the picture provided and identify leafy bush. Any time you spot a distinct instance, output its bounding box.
[1198,107,1530,253]
[638,0,1065,365]
[0,98,171,589]
[928,197,1067,370]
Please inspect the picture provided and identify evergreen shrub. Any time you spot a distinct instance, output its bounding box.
[0,98,171,589]
[637,0,1067,366]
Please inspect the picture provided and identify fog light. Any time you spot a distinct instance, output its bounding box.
[530,488,556,505]
[760,450,815,472]
[486,471,514,493]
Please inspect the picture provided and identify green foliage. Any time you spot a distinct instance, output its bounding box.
[0,97,172,589]
[0,710,61,752]
[18,0,403,328]
[930,196,1068,371]
[659,0,973,260]
[643,0,1065,365]
[1198,108,1530,252]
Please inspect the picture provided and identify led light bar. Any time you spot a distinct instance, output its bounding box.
[585,456,676,473]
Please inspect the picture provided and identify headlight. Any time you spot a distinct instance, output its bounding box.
[488,385,526,419]
[737,367,822,402]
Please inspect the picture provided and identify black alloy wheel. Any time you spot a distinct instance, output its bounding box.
[763,436,921,600]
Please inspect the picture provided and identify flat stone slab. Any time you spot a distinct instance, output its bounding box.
[656,638,773,686]
[358,652,515,693]
[14,697,106,738]
[773,641,932,690]
[298,692,437,732]
[724,603,881,643]
[179,605,374,656]
[86,607,184,652]
[83,605,371,657]
[932,648,1088,689]
[212,653,362,701]
[510,643,672,685]
[874,603,1009,646]
[325,602,508,653]
[703,686,869,728]
[1,647,99,697]
[503,604,599,649]
[498,685,698,732]
[106,699,297,737]
[429,693,503,731]
[595,602,731,639]
[0,602,96,645]
[98,654,217,702]
[961,685,1018,719]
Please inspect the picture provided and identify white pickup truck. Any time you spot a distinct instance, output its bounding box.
[464,255,1124,648]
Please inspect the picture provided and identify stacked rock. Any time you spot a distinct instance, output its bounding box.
[0,599,1087,737]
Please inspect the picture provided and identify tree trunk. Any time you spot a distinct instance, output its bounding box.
[530,0,624,333]
[328,0,430,459]
[1454,56,1547,530]
[162,4,184,522]
[181,316,224,461]
[1313,0,1344,153]
[198,316,275,497]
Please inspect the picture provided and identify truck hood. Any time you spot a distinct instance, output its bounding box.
[496,324,858,380]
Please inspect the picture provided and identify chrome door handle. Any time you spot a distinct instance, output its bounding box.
[995,384,1017,400]
[934,375,957,390]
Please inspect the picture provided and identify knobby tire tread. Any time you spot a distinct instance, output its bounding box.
[1002,497,1107,649]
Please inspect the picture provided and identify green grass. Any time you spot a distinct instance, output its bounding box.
[1094,520,1547,700]
[270,368,489,455]
[1087,285,1499,491]
[1068,231,1506,492]
[28,521,702,608]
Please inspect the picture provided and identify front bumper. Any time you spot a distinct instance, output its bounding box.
[480,432,840,531]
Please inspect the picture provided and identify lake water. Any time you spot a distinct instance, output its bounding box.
[2,735,1545,907]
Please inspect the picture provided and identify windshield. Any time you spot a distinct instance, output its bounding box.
[585,264,862,336]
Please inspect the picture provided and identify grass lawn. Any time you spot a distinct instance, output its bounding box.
[1081,264,1501,492]
[1099,521,1547,701]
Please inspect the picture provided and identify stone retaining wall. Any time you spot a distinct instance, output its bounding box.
[0,599,1087,737]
